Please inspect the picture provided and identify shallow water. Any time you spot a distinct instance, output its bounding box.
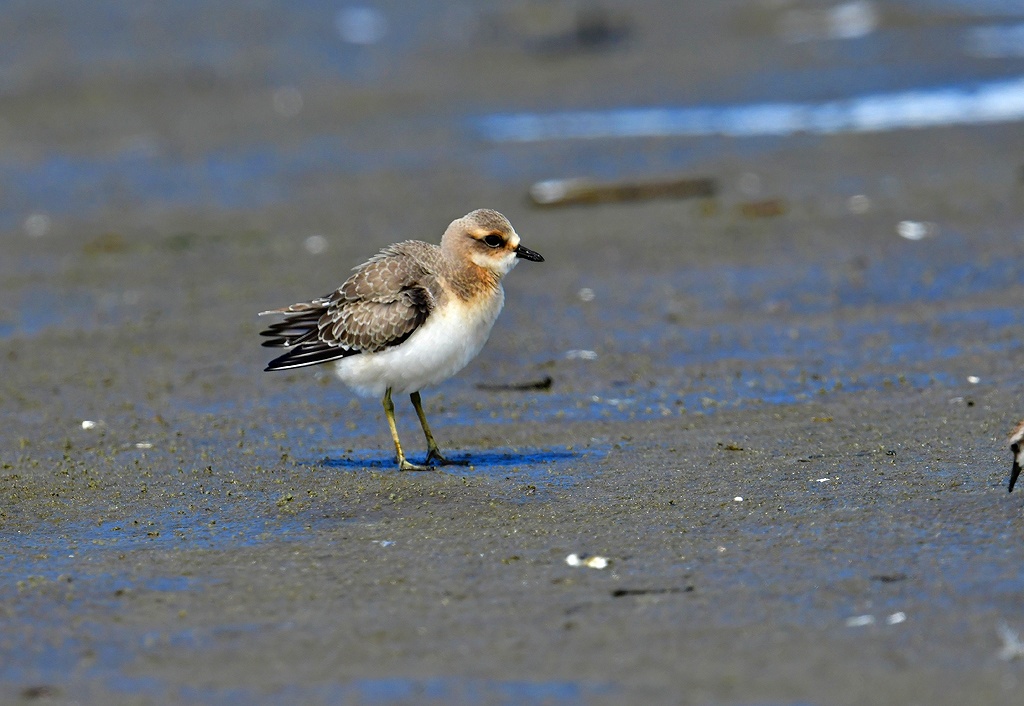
[477,75,1024,142]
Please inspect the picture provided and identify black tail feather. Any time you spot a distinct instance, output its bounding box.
[264,343,359,371]
[259,312,323,347]
[260,301,356,370]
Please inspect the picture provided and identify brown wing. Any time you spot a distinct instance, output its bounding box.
[259,242,437,371]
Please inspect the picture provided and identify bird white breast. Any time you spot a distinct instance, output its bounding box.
[333,286,505,397]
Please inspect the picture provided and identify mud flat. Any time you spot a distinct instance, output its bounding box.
[3,2,1024,704]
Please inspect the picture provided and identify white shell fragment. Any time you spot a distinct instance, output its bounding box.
[566,553,609,569]
[896,220,934,240]
[845,612,907,627]
[530,178,579,205]
[847,194,871,214]
[998,621,1024,661]
[304,234,328,255]
[845,614,876,627]
[885,611,907,625]
[780,1,879,43]
[24,213,51,238]
[81,420,98,430]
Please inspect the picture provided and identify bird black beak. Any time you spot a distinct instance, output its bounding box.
[1010,444,1021,493]
[515,244,544,262]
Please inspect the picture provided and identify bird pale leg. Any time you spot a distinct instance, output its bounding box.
[383,387,429,471]
[410,391,464,466]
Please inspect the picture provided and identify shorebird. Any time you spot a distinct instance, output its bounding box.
[1009,419,1024,492]
[259,209,543,470]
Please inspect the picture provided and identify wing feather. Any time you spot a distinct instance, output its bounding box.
[259,242,438,372]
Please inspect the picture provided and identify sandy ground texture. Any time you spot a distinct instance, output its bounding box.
[3,1,1024,704]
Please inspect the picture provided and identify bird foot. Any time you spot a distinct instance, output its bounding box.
[425,448,469,466]
[398,458,433,472]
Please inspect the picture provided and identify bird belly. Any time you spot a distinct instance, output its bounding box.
[333,289,504,397]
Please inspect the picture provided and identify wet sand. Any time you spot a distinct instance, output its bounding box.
[3,2,1024,704]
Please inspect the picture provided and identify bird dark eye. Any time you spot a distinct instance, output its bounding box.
[483,234,503,248]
